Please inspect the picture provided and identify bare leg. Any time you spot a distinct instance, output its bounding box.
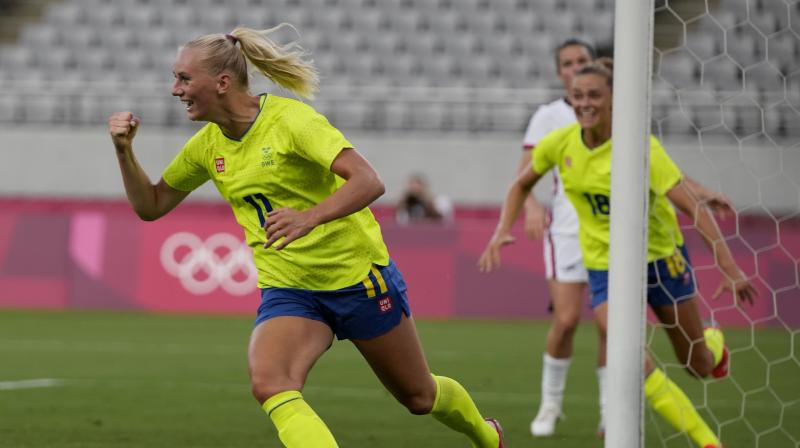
[352,315,500,447]
[350,314,436,413]
[545,280,586,358]
[249,316,337,447]
[248,316,334,403]
[651,297,716,378]
[531,280,587,437]
[593,301,608,367]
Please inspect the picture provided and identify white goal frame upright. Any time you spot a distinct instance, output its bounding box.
[606,0,656,447]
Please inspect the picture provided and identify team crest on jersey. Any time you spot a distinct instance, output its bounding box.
[215,157,225,173]
[377,296,393,314]
[261,147,274,168]
[565,156,572,168]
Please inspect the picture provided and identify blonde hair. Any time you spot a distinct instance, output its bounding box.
[184,23,319,100]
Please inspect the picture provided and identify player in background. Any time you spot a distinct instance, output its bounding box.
[518,39,736,438]
[480,59,757,448]
[108,25,503,448]
[517,38,597,438]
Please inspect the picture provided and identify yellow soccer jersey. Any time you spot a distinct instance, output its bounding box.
[532,123,684,270]
[163,94,390,290]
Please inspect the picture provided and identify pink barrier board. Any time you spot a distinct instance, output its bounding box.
[0,199,797,327]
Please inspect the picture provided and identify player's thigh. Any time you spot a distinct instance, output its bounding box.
[651,298,706,364]
[248,316,334,386]
[592,300,609,337]
[549,279,586,325]
[350,314,435,404]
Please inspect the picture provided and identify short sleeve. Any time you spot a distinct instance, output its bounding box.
[649,136,682,196]
[162,132,211,192]
[288,104,353,170]
[522,106,552,149]
[531,131,558,176]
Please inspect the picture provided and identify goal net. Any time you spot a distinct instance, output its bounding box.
[619,0,800,446]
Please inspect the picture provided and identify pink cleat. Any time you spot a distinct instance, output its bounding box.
[484,418,504,448]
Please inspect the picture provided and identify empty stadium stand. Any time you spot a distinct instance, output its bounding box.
[0,0,796,137]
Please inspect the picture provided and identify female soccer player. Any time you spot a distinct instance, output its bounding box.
[518,39,732,439]
[108,25,503,448]
[479,59,757,448]
[517,38,598,438]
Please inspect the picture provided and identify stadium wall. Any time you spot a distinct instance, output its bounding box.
[2,124,798,212]
[0,198,796,326]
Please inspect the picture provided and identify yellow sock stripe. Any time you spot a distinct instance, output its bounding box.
[665,256,678,277]
[370,266,388,294]
[430,374,443,412]
[361,277,375,298]
[262,390,303,416]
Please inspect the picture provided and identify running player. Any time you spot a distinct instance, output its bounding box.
[518,39,732,438]
[109,25,503,448]
[480,58,757,448]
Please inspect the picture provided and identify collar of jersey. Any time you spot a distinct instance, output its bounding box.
[220,93,268,142]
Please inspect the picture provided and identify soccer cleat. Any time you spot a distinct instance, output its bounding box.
[530,403,562,437]
[596,418,605,438]
[703,326,729,379]
[484,418,504,448]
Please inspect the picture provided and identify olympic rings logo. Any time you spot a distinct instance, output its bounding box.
[160,232,258,296]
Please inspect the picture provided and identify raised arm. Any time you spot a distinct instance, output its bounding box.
[478,167,542,272]
[264,147,384,250]
[109,112,189,221]
[667,180,757,304]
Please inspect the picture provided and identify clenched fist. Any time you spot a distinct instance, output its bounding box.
[109,112,140,153]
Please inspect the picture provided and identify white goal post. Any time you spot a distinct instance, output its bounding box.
[606,0,656,446]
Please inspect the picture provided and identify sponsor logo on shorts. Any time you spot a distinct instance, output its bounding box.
[564,262,580,271]
[215,157,225,173]
[378,296,393,314]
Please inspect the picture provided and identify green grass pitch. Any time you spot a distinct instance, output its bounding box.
[0,310,797,447]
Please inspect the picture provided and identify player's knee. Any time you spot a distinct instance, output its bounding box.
[554,313,580,334]
[399,389,436,415]
[251,377,302,404]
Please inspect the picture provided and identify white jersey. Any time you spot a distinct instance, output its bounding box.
[522,97,579,236]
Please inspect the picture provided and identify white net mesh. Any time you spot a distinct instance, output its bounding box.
[648,0,800,446]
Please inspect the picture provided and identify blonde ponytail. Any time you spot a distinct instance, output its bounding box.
[230,24,319,99]
[184,23,319,100]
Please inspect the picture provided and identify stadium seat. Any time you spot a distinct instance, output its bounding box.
[686,31,721,61]
[744,62,784,102]
[658,49,700,90]
[725,26,765,67]
[20,24,60,51]
[25,95,68,124]
[766,31,797,74]
[701,56,743,92]
[0,93,21,123]
[722,94,764,138]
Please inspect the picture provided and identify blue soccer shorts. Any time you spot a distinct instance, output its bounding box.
[254,260,411,340]
[587,245,696,309]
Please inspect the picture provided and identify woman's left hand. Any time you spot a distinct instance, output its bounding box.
[713,270,758,306]
[264,208,316,250]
